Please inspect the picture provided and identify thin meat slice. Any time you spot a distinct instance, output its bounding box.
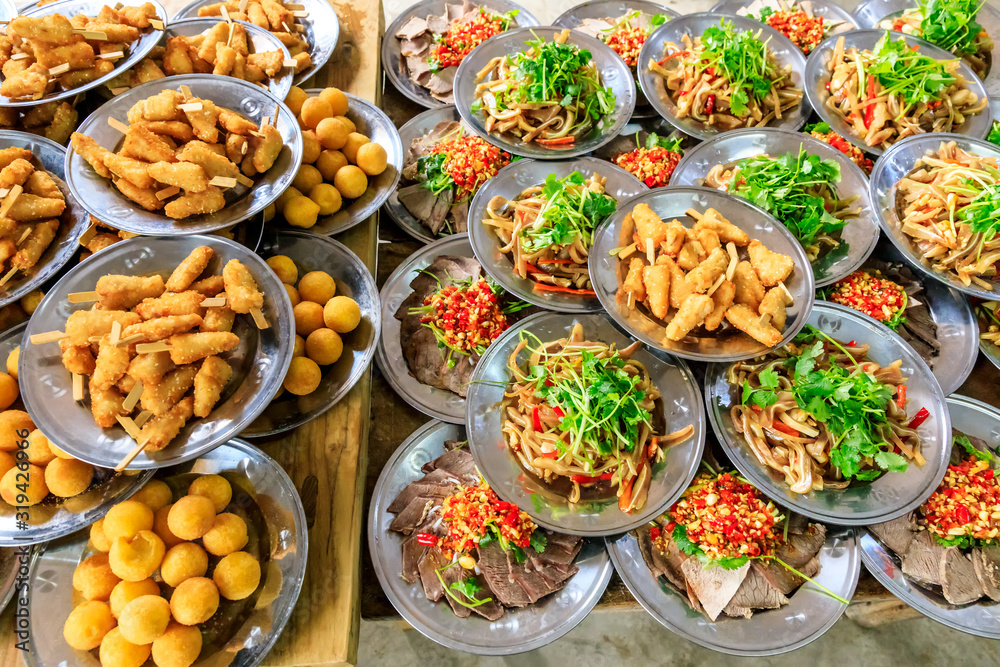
[776,524,826,568]
[754,555,820,595]
[395,15,428,40]
[940,547,984,605]
[400,34,432,57]
[397,183,439,222]
[426,12,450,33]
[417,548,449,601]
[427,67,457,96]
[680,558,750,621]
[723,565,790,619]
[972,547,1000,601]
[869,515,916,556]
[388,496,435,535]
[420,447,479,480]
[401,533,429,584]
[406,55,432,86]
[387,468,462,513]
[901,531,946,586]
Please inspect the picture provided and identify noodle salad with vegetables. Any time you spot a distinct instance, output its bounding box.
[877,0,994,78]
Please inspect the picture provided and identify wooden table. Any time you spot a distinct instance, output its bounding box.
[359,82,1000,624]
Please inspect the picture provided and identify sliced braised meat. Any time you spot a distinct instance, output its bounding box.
[426,12,450,34]
[525,530,581,578]
[576,17,615,35]
[401,534,429,584]
[940,547,984,605]
[400,34,432,58]
[901,530,946,586]
[397,183,439,222]
[972,547,1000,601]
[870,515,916,556]
[427,67,458,97]
[388,496,435,535]
[417,548,449,601]
[680,558,750,621]
[775,523,826,568]
[395,15,428,40]
[420,447,478,481]
[476,540,531,607]
[405,55,432,86]
[450,201,469,233]
[426,187,455,234]
[785,512,810,535]
[754,555,820,595]
[723,565,790,619]
[438,560,473,618]
[468,576,505,621]
[387,468,462,513]
[476,539,574,608]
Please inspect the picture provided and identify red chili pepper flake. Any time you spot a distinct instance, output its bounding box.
[429,134,513,202]
[430,8,507,70]
[807,130,874,175]
[921,455,1000,544]
[829,270,907,322]
[764,10,825,54]
[613,146,682,188]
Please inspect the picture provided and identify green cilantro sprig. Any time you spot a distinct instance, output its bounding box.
[987,120,1000,146]
[435,562,494,609]
[636,131,683,153]
[916,0,985,56]
[519,171,617,254]
[698,19,780,117]
[865,33,957,109]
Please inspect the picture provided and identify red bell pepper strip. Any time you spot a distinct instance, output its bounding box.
[657,50,688,65]
[553,406,565,418]
[704,94,715,115]
[523,262,545,275]
[863,74,877,129]
[532,283,597,296]
[540,450,559,459]
[618,473,635,512]
[771,420,800,437]
[536,136,575,146]
[532,406,542,431]
[896,384,907,410]
[415,533,438,546]
[908,407,930,429]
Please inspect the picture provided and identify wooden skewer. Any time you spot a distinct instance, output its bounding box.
[114,2,123,9]
[221,5,231,22]
[200,296,226,307]
[180,85,192,100]
[250,307,268,329]
[136,341,170,353]
[16,227,31,246]
[149,18,164,30]
[0,185,22,218]
[240,141,248,155]
[281,21,291,32]
[238,0,249,11]
[116,414,142,439]
[208,176,238,188]
[10,53,31,61]
[48,63,71,76]
[0,188,9,199]
[134,410,152,428]
[99,51,124,60]
[109,86,130,96]
[291,10,308,17]
[155,186,180,200]
[0,267,17,288]
[178,101,202,112]
[30,331,68,345]
[282,58,296,68]
[72,373,84,401]
[285,3,304,8]
[115,333,144,347]
[68,290,100,303]
[226,21,235,47]
[115,439,148,471]
[75,29,108,40]
[122,381,143,412]
[259,116,269,129]
[236,174,254,188]
[108,117,130,133]
[109,320,121,346]
[78,222,98,248]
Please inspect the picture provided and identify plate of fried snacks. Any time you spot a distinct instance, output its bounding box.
[24,439,307,667]
[175,0,339,85]
[1,0,166,107]
[705,300,952,525]
[20,236,294,470]
[609,457,860,656]
[67,75,302,235]
[0,321,155,546]
[590,186,815,362]
[466,311,705,536]
[0,98,85,146]
[0,131,90,309]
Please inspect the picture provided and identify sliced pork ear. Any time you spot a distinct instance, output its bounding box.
[972,547,1000,602]
[940,547,984,605]
[395,15,429,40]
[901,531,946,586]
[869,515,916,556]
[723,565,790,619]
[679,559,751,621]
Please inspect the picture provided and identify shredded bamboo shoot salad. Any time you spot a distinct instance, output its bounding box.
[895,141,1000,290]
[823,32,986,150]
[472,29,616,148]
[876,0,994,78]
[647,18,802,131]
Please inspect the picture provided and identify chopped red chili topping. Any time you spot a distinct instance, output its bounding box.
[428,134,513,202]
[440,480,538,556]
[922,456,1000,544]
[829,270,907,322]
[430,8,508,70]
[613,146,682,188]
[764,10,825,54]
[603,24,650,67]
[416,277,508,357]
[808,129,874,175]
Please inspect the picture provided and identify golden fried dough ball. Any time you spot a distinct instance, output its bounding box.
[63,600,115,650]
[5,347,17,380]
[188,474,232,512]
[292,163,323,194]
[0,451,12,480]
[49,442,74,459]
[202,512,248,556]
[283,357,321,396]
[160,542,208,588]
[214,551,262,600]
[109,530,165,581]
[284,283,301,307]
[91,518,112,553]
[103,500,154,542]
[24,429,54,465]
[284,195,320,229]
[316,117,348,151]
[152,622,202,667]
[1,464,47,505]
[170,577,219,625]
[118,595,170,645]
[131,480,173,512]
[306,328,343,366]
[333,164,367,199]
[45,457,94,497]
[298,271,337,304]
[263,203,276,223]
[299,97,333,130]
[334,115,356,133]
[284,86,308,116]
[316,149,348,181]
[301,129,321,164]
[0,373,17,410]
[266,255,298,284]
[275,185,302,214]
[0,410,34,451]
[110,578,160,618]
[318,87,349,116]
[167,494,216,540]
[292,334,305,358]
[308,183,342,216]
[21,290,43,315]
[99,627,151,667]
[356,142,387,176]
[293,301,325,336]
[342,133,369,164]
[324,296,362,333]
[73,553,121,601]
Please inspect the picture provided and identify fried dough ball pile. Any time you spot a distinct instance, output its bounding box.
[0,5,162,100]
[0,288,44,332]
[196,0,312,74]
[42,246,268,453]
[64,474,263,667]
[0,345,97,507]
[265,256,360,397]
[0,101,78,145]
[275,86,389,229]
[70,88,283,219]
[0,147,68,285]
[618,204,796,347]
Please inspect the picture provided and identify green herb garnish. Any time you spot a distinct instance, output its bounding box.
[435,562,494,609]
[641,132,683,152]
[698,19,780,117]
[955,433,998,464]
[518,171,617,254]
[804,121,833,134]
[865,32,957,110]
[916,0,985,56]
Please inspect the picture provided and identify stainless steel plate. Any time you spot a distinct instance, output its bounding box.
[0,321,153,546]
[381,0,540,110]
[66,75,303,236]
[376,234,473,423]
[0,0,13,22]
[705,301,952,525]
[384,105,464,245]
[468,156,646,313]
[712,0,857,42]
[817,239,978,396]
[861,394,1000,640]
[466,311,706,536]
[869,133,1000,299]
[636,13,810,141]
[367,419,613,654]
[804,30,993,156]
[276,90,402,237]
[24,439,308,667]
[0,548,19,613]
[589,186,816,362]
[3,0,166,108]
[608,524,860,656]
[0,131,89,310]
[20,235,295,470]
[174,0,339,86]
[454,27,637,159]
[672,127,878,287]
[245,230,380,437]
[165,18,294,100]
